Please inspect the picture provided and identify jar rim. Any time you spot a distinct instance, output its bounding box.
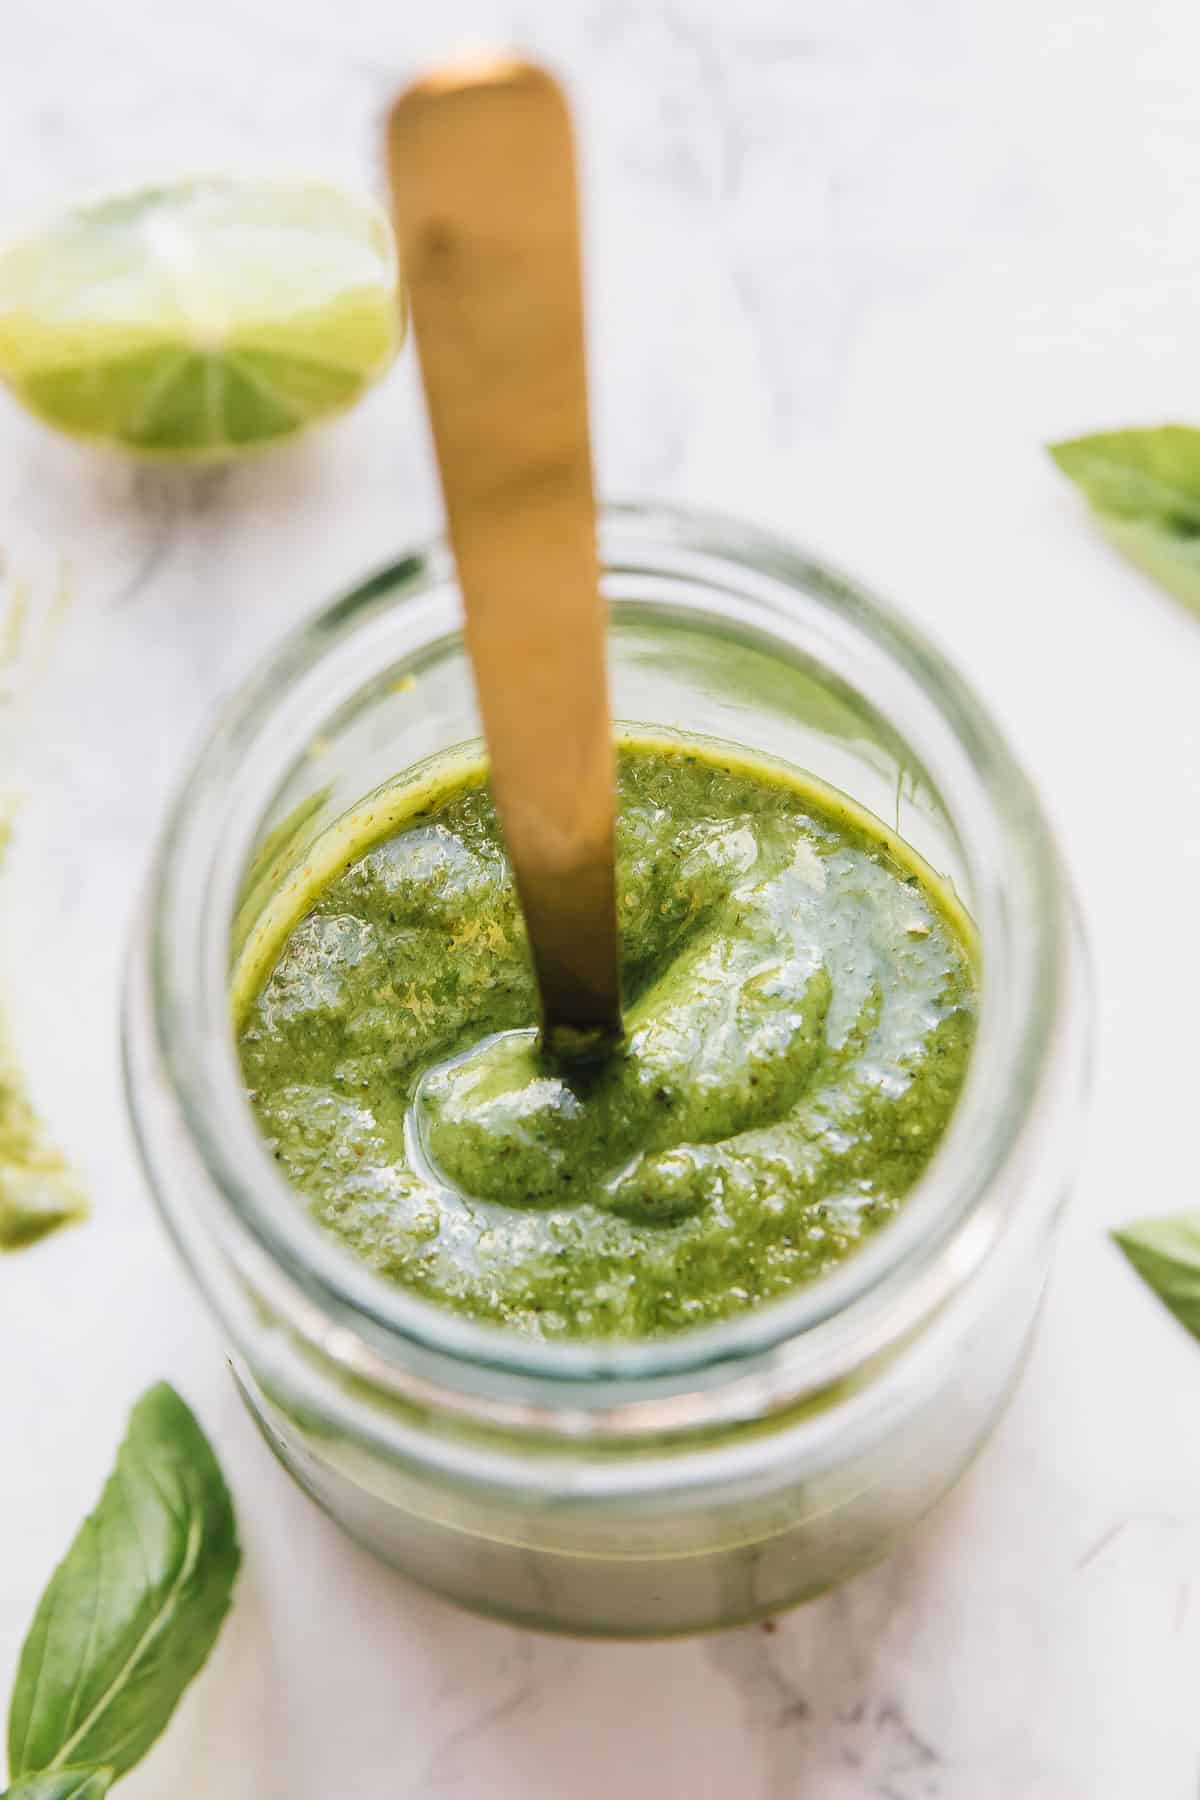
[130,500,1070,1426]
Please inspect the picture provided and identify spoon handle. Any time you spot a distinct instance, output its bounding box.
[388,58,622,1058]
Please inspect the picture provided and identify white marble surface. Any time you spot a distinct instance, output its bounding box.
[3,0,1200,1794]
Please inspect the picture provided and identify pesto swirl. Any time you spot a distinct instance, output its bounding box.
[237,741,976,1338]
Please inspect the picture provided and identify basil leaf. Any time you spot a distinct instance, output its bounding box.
[1113,1211,1200,1342]
[1091,513,1200,615]
[1049,425,1200,613]
[0,1016,85,1253]
[3,1769,113,1798]
[7,1383,239,1782]
[0,816,85,1252]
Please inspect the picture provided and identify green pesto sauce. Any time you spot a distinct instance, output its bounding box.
[237,740,977,1339]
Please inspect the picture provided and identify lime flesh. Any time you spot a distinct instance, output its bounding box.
[0,177,402,457]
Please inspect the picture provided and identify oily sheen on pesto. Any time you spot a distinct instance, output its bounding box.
[237,741,977,1339]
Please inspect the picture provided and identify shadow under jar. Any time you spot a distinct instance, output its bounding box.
[124,503,1090,1637]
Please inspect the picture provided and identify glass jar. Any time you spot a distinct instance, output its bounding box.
[124,503,1090,1637]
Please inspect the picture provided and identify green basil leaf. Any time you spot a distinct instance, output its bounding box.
[1049,425,1200,528]
[1113,1211,1200,1342]
[0,814,86,1252]
[7,1383,239,1782]
[0,1016,85,1253]
[1091,513,1200,615]
[3,1768,113,1798]
[1049,425,1200,614]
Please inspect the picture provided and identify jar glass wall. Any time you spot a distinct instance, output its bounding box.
[124,504,1090,1637]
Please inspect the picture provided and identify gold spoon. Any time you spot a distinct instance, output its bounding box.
[387,56,622,1061]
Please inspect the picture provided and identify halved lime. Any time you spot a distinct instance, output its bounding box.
[0,176,403,457]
